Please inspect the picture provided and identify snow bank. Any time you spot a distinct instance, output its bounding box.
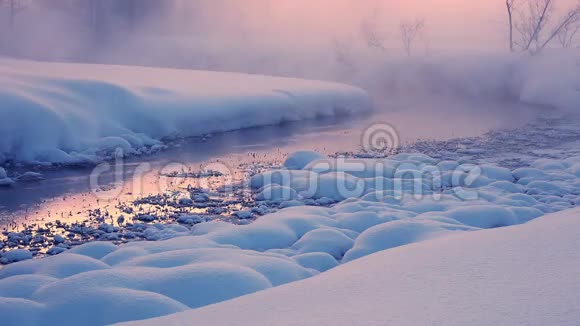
[2,51,577,166]
[2,151,579,325]
[0,59,370,165]
[127,208,580,326]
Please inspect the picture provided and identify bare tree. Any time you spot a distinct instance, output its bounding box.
[332,38,357,77]
[514,0,554,52]
[0,0,27,29]
[400,19,425,57]
[506,0,516,51]
[360,15,387,52]
[87,0,101,35]
[539,2,580,49]
[508,0,580,54]
[557,19,580,47]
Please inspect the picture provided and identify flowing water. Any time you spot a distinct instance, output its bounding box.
[0,97,534,222]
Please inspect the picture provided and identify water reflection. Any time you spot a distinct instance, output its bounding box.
[0,97,535,227]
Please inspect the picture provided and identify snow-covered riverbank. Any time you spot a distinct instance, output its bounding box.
[2,50,580,171]
[0,58,370,167]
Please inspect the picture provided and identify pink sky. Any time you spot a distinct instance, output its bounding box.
[240,0,507,50]
[170,0,579,52]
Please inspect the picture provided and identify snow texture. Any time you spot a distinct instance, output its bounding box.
[126,208,580,326]
[283,151,325,170]
[0,166,14,186]
[1,46,579,326]
[1,151,579,325]
[0,59,369,165]
[0,249,33,264]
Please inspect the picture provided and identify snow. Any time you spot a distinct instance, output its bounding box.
[283,151,325,170]
[342,220,465,263]
[0,166,14,186]
[2,150,580,325]
[124,208,580,326]
[0,249,33,264]
[0,275,58,299]
[0,58,370,165]
[14,171,44,182]
[291,228,355,260]
[1,38,579,326]
[67,242,118,260]
[232,210,254,220]
[255,185,299,203]
[0,177,14,187]
[2,49,579,168]
[292,252,338,272]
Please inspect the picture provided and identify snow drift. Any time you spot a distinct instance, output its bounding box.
[2,151,579,325]
[126,207,580,326]
[0,58,370,165]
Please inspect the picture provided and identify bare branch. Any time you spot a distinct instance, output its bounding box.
[557,20,580,47]
[360,17,387,52]
[508,0,580,54]
[513,0,552,51]
[332,38,356,70]
[525,0,553,50]
[400,19,425,57]
[0,0,28,28]
[538,2,580,50]
[507,0,517,51]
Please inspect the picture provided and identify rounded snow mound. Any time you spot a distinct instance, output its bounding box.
[256,185,299,203]
[283,151,325,170]
[2,153,580,325]
[0,167,14,187]
[343,220,456,263]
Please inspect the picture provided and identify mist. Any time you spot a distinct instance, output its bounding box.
[1,0,578,106]
[0,1,516,71]
[112,0,513,76]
